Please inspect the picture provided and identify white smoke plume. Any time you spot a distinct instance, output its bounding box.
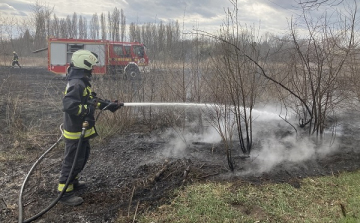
[157,104,340,174]
[158,125,222,158]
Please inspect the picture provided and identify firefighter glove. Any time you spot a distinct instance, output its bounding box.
[84,104,95,126]
[86,104,95,116]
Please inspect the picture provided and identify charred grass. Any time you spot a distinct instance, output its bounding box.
[1,67,360,223]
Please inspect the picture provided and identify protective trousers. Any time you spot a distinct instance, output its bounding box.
[12,61,21,67]
[59,138,90,184]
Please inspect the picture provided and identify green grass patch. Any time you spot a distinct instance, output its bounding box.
[137,171,360,223]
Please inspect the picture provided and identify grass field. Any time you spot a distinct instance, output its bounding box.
[137,170,360,223]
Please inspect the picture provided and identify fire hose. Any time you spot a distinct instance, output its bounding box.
[18,101,207,222]
[18,102,116,223]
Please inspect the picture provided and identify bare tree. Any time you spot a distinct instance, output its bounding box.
[111,7,121,41]
[22,29,33,55]
[284,1,357,136]
[158,22,165,54]
[66,15,72,38]
[90,13,99,39]
[59,18,68,38]
[105,7,124,41]
[0,16,16,65]
[136,25,142,43]
[198,0,358,142]
[166,23,173,50]
[52,14,60,38]
[2,16,17,47]
[141,22,156,58]
[129,22,136,42]
[71,12,78,38]
[120,9,126,41]
[193,0,272,170]
[100,13,106,40]
[78,15,83,39]
[107,12,112,41]
[82,17,88,39]
[298,0,344,8]
[78,15,87,39]
[31,1,53,49]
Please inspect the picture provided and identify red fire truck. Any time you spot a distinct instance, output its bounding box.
[48,38,149,78]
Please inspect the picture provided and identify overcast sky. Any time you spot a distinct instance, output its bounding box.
[0,0,355,37]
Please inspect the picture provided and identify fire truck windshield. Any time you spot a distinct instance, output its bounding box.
[133,45,145,57]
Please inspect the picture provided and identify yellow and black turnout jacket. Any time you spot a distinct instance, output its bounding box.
[62,68,98,140]
[13,53,19,61]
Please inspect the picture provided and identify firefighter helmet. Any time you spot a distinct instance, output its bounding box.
[13,51,16,54]
[71,50,98,70]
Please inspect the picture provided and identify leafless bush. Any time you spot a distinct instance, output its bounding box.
[278,0,358,136]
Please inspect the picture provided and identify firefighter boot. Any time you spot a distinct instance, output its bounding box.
[59,191,84,206]
[58,183,83,206]
[73,179,87,190]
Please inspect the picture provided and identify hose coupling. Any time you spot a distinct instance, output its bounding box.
[82,121,89,129]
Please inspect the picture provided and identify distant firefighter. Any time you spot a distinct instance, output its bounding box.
[12,51,22,68]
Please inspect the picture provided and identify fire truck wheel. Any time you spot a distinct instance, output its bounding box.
[125,66,141,80]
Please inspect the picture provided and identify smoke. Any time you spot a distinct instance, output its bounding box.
[158,125,222,158]
[159,130,191,158]
[156,104,340,174]
[248,104,339,174]
[249,133,338,174]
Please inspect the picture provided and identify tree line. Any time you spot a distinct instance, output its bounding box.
[0,2,183,61]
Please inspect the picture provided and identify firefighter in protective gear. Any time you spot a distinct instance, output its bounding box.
[12,51,21,68]
[58,49,122,206]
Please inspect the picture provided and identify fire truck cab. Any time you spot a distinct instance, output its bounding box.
[48,38,149,78]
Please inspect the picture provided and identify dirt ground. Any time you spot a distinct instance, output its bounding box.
[1,67,360,223]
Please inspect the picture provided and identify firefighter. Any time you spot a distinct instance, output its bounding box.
[58,49,122,206]
[12,51,21,68]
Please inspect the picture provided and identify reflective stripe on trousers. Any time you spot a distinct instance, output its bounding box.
[58,183,74,192]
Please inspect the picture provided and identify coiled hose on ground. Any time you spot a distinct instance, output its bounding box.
[18,122,88,223]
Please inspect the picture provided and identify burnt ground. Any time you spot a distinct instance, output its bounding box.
[1,67,360,223]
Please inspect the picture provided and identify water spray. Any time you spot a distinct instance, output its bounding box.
[122,102,283,122]
[122,102,213,107]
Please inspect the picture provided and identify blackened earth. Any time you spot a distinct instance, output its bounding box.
[1,67,360,223]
